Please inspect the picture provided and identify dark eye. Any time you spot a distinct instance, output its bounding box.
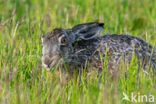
[61,37,66,44]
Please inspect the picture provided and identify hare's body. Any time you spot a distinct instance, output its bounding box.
[41,22,156,73]
[70,34,156,71]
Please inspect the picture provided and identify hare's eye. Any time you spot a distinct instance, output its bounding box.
[61,37,66,44]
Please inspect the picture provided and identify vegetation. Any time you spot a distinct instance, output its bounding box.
[0,0,156,103]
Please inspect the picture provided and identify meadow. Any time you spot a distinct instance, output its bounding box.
[0,0,156,104]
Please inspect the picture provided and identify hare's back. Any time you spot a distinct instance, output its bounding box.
[98,34,154,63]
[100,34,152,53]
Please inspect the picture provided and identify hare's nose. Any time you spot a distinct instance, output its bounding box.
[42,56,51,66]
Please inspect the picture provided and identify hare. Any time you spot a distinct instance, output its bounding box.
[41,22,156,74]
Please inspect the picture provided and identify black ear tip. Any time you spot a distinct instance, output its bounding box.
[98,22,104,27]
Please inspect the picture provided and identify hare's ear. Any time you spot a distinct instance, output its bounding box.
[72,22,104,39]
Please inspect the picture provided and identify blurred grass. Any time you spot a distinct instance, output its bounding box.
[0,0,156,104]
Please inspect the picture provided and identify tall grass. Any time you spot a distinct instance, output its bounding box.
[0,0,156,104]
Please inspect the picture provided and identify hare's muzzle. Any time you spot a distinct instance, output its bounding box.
[42,55,61,69]
[42,55,51,68]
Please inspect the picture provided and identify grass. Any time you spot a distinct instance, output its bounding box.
[0,0,156,104]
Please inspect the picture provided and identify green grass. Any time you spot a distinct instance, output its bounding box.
[0,0,156,104]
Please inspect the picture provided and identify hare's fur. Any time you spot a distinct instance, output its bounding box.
[41,22,156,73]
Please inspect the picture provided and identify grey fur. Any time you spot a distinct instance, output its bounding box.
[41,22,156,73]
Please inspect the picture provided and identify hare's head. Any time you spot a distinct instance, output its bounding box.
[41,22,104,69]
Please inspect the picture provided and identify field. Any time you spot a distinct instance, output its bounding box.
[0,0,156,104]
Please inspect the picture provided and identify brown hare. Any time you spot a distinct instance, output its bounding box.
[41,22,156,74]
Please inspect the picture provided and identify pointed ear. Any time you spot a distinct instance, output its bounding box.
[72,22,104,39]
